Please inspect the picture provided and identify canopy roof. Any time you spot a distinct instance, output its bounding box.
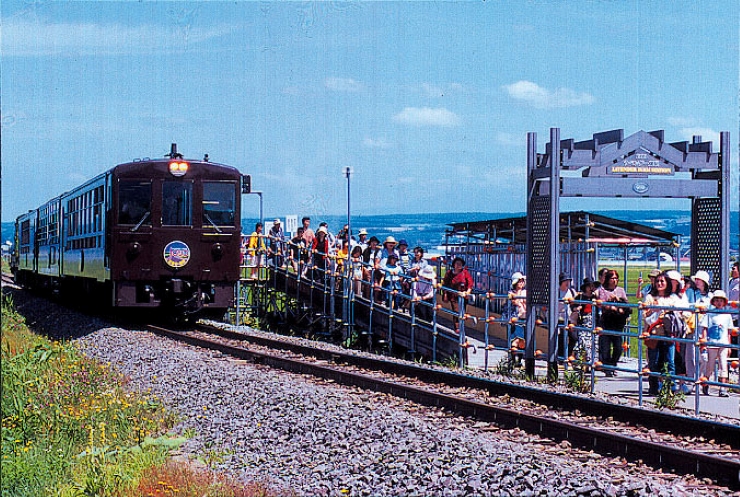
[446,211,679,246]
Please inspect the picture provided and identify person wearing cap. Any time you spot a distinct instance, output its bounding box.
[698,290,736,396]
[378,252,404,309]
[267,218,285,268]
[637,268,662,300]
[557,273,577,358]
[397,240,411,272]
[413,264,437,322]
[442,257,474,333]
[596,269,631,376]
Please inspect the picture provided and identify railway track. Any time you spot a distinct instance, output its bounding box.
[146,322,740,489]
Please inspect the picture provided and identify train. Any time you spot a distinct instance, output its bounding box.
[12,144,246,321]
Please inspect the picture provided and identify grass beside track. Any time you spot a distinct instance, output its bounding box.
[1,292,276,497]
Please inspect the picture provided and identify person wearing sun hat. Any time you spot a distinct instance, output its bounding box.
[379,235,399,268]
[681,269,713,394]
[507,272,527,366]
[413,264,437,322]
[357,229,369,251]
[267,218,285,268]
[687,270,712,303]
[698,290,735,396]
[379,252,404,309]
[509,272,527,321]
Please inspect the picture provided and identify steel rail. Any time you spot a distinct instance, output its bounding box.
[195,323,739,447]
[148,324,740,489]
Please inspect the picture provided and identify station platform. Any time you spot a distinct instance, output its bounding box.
[463,336,740,421]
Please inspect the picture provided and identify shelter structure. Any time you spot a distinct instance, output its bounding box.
[444,210,681,309]
[525,128,731,380]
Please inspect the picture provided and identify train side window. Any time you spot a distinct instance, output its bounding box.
[162,181,192,226]
[118,181,152,225]
[202,182,236,227]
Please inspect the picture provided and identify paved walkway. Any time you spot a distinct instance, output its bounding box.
[463,336,740,421]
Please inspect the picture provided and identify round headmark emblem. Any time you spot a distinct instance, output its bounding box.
[163,240,191,268]
[632,181,650,195]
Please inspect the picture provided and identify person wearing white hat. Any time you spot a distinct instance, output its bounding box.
[698,290,735,396]
[509,272,527,319]
[683,270,713,393]
[267,218,285,268]
[379,236,399,268]
[413,264,437,322]
[508,272,527,365]
[310,226,330,281]
[357,229,369,251]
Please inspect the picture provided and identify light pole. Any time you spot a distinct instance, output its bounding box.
[344,167,353,342]
[344,167,351,250]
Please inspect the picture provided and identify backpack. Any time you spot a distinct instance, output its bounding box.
[661,311,688,339]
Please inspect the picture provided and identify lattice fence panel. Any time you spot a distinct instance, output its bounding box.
[692,197,722,290]
[528,196,551,304]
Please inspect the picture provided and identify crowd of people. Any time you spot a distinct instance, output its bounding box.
[242,219,739,396]
[507,262,739,396]
[240,217,449,320]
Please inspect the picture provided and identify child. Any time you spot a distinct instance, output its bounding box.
[699,290,736,396]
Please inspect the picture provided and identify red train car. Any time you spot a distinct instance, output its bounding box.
[13,144,244,320]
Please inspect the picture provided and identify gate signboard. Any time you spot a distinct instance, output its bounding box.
[525,128,731,380]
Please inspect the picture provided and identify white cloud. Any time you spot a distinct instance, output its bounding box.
[2,18,233,56]
[667,116,698,127]
[324,77,363,92]
[362,137,393,149]
[502,80,595,109]
[393,107,461,127]
[677,127,721,145]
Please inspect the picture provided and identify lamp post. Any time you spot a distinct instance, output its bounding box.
[344,167,351,250]
[344,167,353,342]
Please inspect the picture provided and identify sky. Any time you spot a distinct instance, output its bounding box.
[1,0,738,222]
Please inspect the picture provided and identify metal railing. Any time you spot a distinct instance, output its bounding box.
[233,234,740,413]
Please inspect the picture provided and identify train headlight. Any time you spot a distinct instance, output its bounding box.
[211,243,224,261]
[127,242,142,257]
[169,161,189,177]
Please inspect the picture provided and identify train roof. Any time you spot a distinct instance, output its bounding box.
[113,156,240,175]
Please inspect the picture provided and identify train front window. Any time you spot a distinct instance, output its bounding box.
[202,182,236,227]
[118,181,152,225]
[162,181,192,226]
